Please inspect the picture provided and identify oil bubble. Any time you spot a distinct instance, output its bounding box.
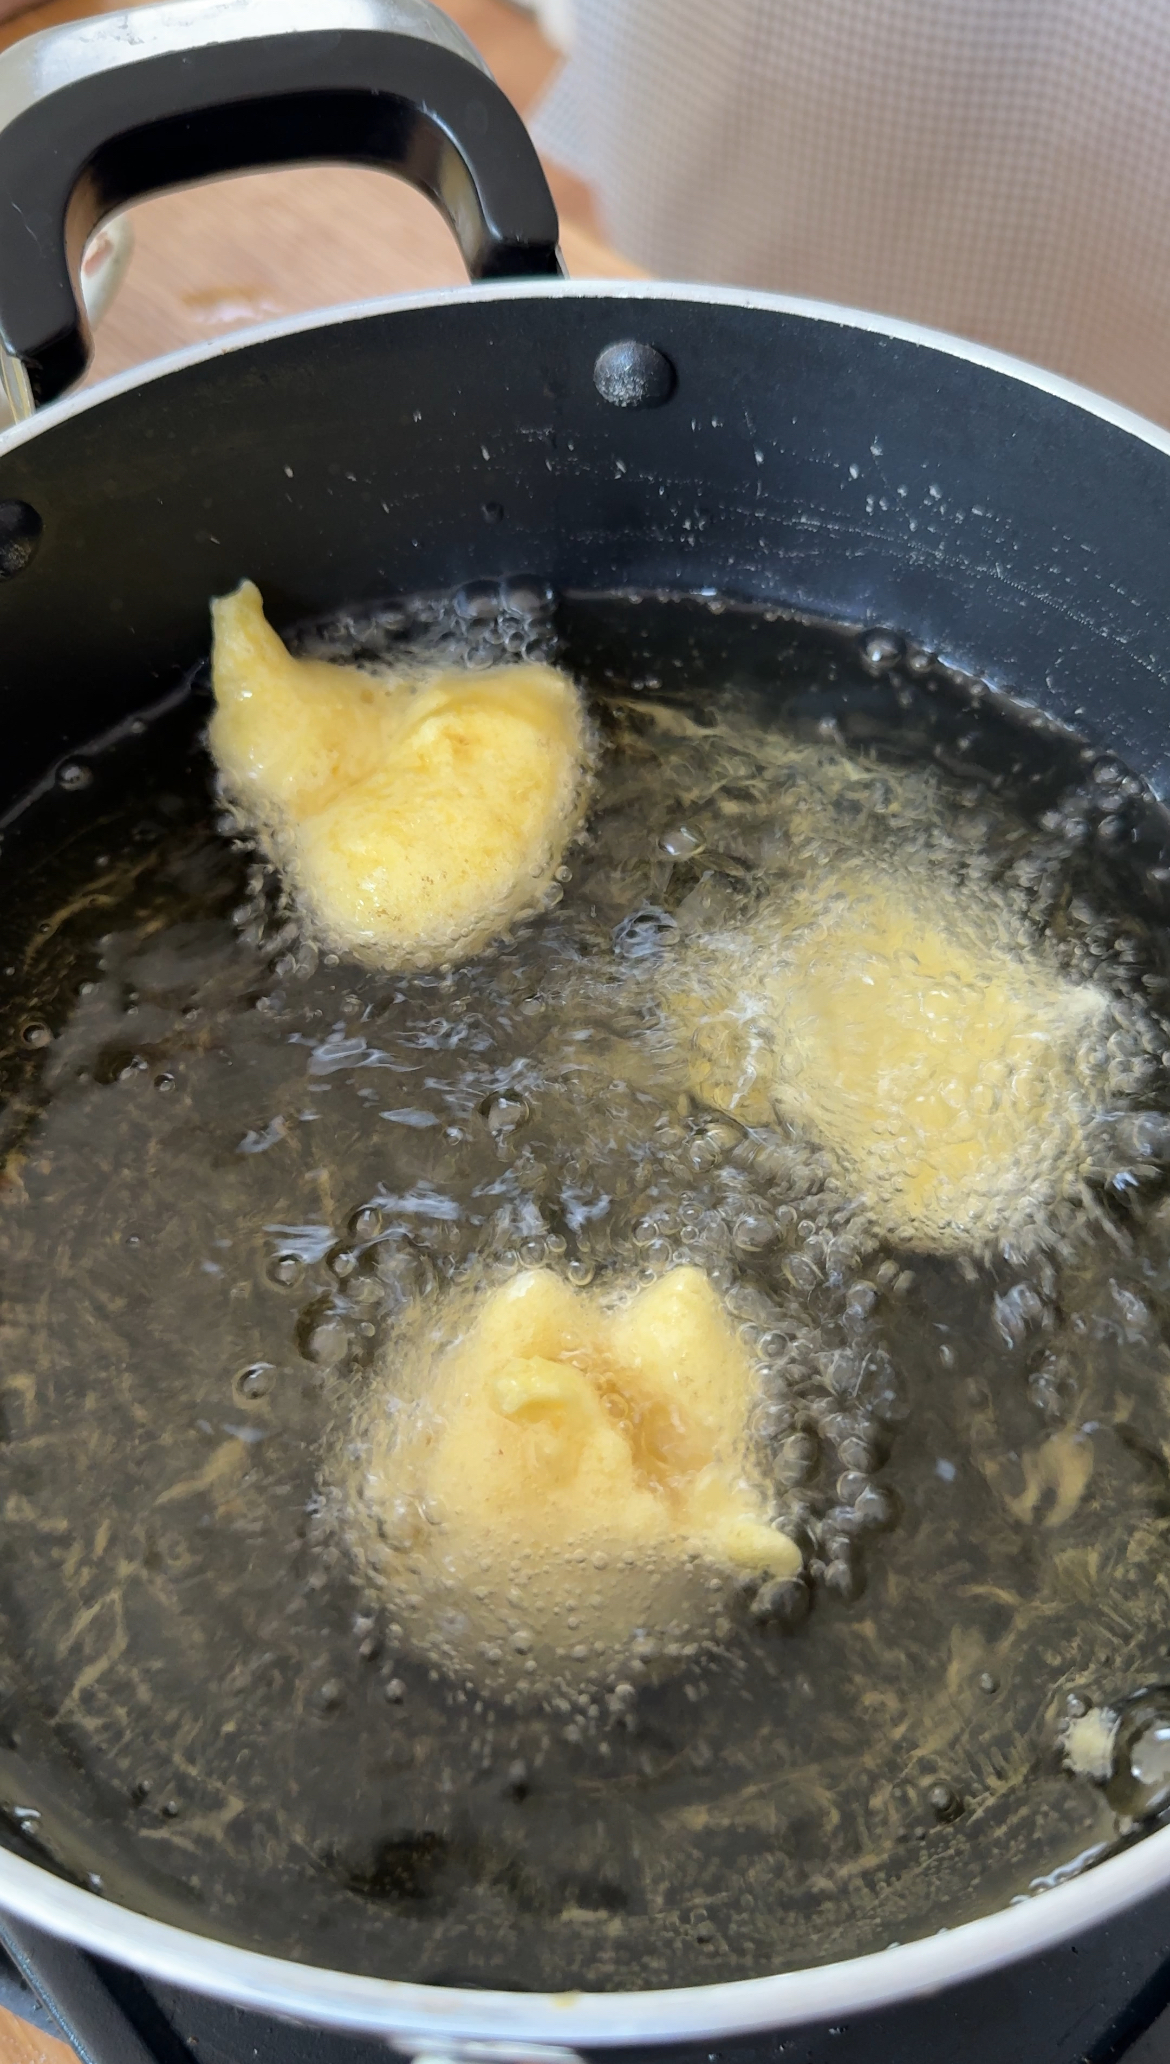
[661,826,704,860]
[851,1485,897,1532]
[777,1433,820,1486]
[751,1576,810,1628]
[454,582,501,623]
[481,1091,530,1135]
[838,1437,875,1472]
[1105,1690,1170,1820]
[927,1782,963,1823]
[824,1553,863,1601]
[836,1471,870,1504]
[500,577,554,618]
[733,1212,775,1254]
[235,1363,275,1401]
[861,631,902,673]
[307,1320,348,1366]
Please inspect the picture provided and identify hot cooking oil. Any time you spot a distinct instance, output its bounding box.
[0,585,1169,1989]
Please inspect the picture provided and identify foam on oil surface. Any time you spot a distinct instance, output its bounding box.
[1,591,1170,1988]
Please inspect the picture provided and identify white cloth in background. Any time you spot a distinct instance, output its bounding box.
[530,0,574,55]
[531,0,1170,424]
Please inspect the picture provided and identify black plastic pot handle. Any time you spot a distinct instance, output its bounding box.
[0,0,564,409]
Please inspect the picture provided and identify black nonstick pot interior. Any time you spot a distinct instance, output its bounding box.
[3,286,1170,820]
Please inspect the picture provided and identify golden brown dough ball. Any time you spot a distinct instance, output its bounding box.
[672,866,1110,1255]
[344,1266,799,1683]
[210,581,589,969]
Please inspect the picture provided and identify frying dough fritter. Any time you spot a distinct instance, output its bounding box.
[346,1266,799,1676]
[674,864,1111,1254]
[209,581,589,968]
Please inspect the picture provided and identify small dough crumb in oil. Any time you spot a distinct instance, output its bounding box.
[343,1266,799,1681]
[209,581,589,968]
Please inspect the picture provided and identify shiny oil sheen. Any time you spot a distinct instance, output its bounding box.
[1,588,1170,1990]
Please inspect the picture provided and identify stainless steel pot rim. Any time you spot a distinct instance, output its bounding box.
[1,274,1167,2039]
[2,1822,1170,2041]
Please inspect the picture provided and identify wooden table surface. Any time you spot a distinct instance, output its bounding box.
[0,2,636,2057]
[0,2024,73,2064]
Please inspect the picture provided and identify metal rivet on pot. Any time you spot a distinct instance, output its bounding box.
[593,340,676,409]
[0,499,42,579]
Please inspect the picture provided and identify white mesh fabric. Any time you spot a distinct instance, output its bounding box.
[531,0,1170,423]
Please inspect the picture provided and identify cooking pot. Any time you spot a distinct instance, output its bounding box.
[2,0,1170,2051]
